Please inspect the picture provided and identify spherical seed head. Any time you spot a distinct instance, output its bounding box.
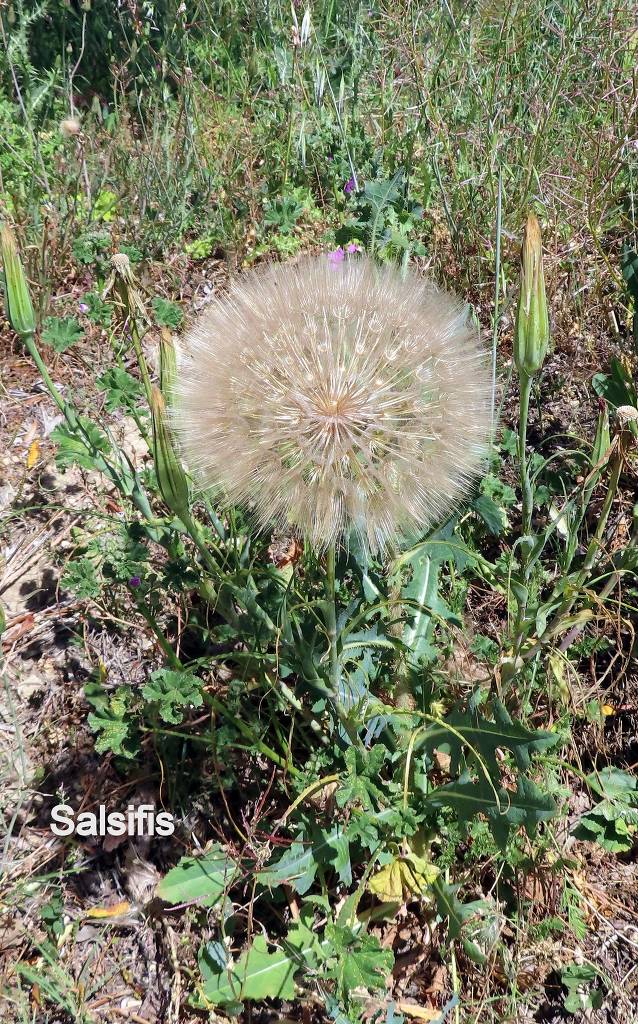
[60,117,81,137]
[173,256,492,552]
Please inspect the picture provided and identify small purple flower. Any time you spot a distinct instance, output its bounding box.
[79,301,89,314]
[347,243,361,254]
[328,247,345,264]
[128,575,141,588]
[344,176,356,195]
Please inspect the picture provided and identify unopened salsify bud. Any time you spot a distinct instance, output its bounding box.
[1,224,36,339]
[159,329,177,400]
[514,212,549,379]
[592,402,611,465]
[150,386,190,517]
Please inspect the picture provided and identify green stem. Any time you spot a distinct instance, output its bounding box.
[325,542,339,699]
[518,372,534,538]
[135,603,294,774]
[208,694,296,774]
[130,322,154,407]
[146,715,297,776]
[282,50,298,190]
[522,449,625,661]
[23,333,66,415]
[135,601,182,668]
[578,450,622,582]
[180,509,221,577]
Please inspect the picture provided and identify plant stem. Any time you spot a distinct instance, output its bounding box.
[491,166,502,433]
[325,542,340,699]
[130,321,154,406]
[518,372,534,538]
[135,600,182,668]
[522,447,626,661]
[578,448,622,582]
[134,604,295,774]
[23,333,66,415]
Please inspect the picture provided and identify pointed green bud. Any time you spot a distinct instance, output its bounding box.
[514,213,549,379]
[1,223,36,339]
[159,328,177,401]
[592,402,611,466]
[150,386,190,517]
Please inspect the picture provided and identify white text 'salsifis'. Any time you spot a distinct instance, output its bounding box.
[173,256,492,552]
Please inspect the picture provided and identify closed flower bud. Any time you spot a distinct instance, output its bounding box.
[592,403,611,465]
[159,329,177,400]
[1,224,36,339]
[151,386,190,517]
[514,213,549,379]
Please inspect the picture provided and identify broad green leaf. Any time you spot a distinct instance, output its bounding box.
[51,418,111,471]
[42,315,84,352]
[425,771,556,849]
[573,767,638,852]
[561,962,604,1014]
[258,808,395,894]
[418,699,558,777]
[336,745,388,810]
[472,494,504,535]
[585,766,638,802]
[61,556,102,599]
[157,846,237,907]
[592,357,637,409]
[401,550,439,665]
[364,170,403,220]
[97,367,143,412]
[198,934,296,1005]
[85,681,137,758]
[142,668,203,724]
[324,826,352,886]
[325,926,393,997]
[431,878,487,964]
[573,811,633,853]
[152,295,183,328]
[92,189,118,222]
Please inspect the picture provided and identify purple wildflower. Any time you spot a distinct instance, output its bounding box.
[79,302,89,314]
[347,243,362,254]
[344,176,356,195]
[128,575,141,588]
[328,247,345,264]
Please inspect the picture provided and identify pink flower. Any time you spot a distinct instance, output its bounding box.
[328,247,345,264]
[344,176,356,195]
[347,243,361,254]
[79,301,89,313]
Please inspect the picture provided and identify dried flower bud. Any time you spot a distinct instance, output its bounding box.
[104,253,148,321]
[514,213,549,379]
[1,223,36,339]
[615,404,638,442]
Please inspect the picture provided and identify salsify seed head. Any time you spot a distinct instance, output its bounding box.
[173,255,492,553]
